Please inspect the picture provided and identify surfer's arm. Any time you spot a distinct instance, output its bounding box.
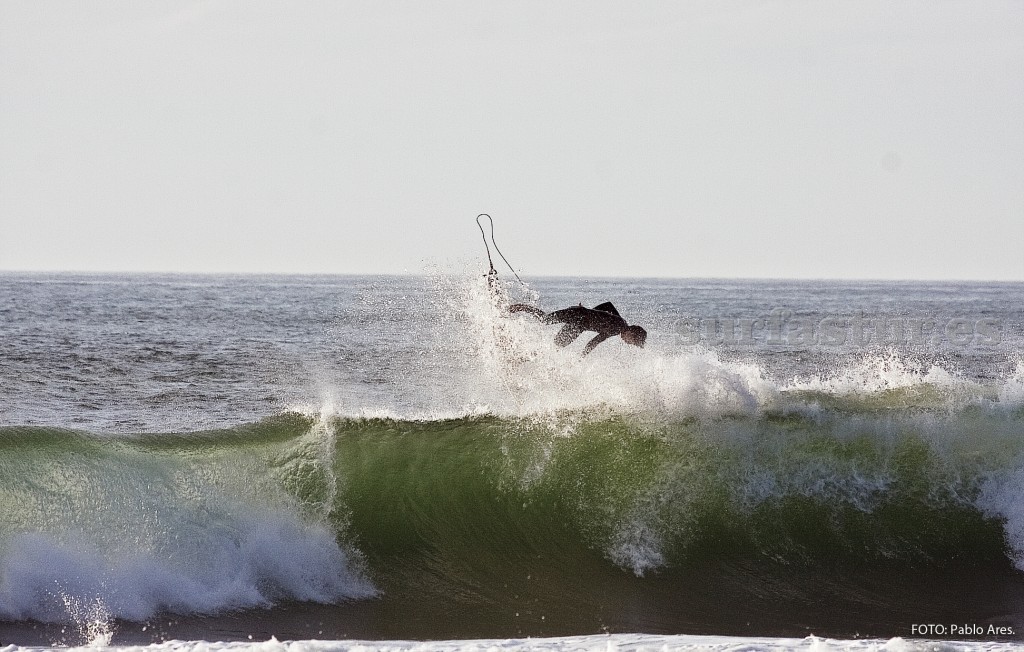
[508,304,546,319]
[581,333,612,356]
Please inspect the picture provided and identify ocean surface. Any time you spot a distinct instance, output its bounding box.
[2,272,1024,650]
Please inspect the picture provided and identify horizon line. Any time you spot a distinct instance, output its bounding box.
[1,268,1022,284]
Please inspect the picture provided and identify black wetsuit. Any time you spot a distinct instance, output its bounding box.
[509,302,629,356]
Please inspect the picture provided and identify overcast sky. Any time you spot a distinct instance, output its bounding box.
[1,1,1022,280]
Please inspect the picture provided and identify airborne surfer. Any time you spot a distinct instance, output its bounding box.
[508,302,647,356]
[474,214,646,356]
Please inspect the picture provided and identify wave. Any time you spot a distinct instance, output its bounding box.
[3,385,1024,626]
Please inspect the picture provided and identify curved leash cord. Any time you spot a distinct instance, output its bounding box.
[476,214,524,286]
[475,214,496,275]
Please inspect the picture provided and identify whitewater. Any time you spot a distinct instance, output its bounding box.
[1,272,1023,650]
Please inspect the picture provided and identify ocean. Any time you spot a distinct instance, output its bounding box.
[1,271,1023,651]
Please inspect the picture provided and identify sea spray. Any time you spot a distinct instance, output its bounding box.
[58,592,114,647]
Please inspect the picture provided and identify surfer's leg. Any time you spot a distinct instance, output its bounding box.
[554,324,584,347]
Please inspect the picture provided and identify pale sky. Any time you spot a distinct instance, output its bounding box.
[1,1,1022,280]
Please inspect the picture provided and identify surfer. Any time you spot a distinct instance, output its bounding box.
[508,302,647,356]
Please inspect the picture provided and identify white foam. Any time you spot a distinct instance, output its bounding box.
[3,633,1019,652]
[785,351,962,396]
[58,592,115,646]
[284,401,493,425]
[0,514,376,624]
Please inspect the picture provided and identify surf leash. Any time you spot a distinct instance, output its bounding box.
[476,214,525,286]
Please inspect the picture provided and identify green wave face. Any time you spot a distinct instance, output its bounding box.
[333,408,1018,580]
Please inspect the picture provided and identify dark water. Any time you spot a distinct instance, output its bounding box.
[1,272,1023,645]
